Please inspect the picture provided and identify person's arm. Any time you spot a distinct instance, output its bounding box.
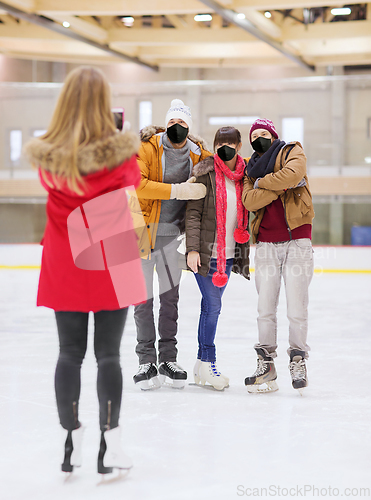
[135,144,172,200]
[257,145,307,191]
[135,143,206,201]
[242,175,280,212]
[185,178,207,254]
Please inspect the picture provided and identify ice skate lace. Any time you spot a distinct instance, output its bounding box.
[254,359,268,377]
[289,359,306,381]
[210,363,221,377]
[165,362,184,373]
[137,363,152,375]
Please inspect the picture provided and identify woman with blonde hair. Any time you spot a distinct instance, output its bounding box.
[24,67,143,475]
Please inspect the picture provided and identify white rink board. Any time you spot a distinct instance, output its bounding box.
[1,244,370,271]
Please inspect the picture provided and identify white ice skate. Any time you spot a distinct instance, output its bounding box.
[70,425,84,467]
[61,425,85,473]
[102,426,133,471]
[199,361,229,391]
[194,359,229,387]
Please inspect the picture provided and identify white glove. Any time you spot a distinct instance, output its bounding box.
[170,177,206,200]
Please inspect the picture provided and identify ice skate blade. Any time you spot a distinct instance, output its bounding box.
[247,380,279,394]
[189,382,226,391]
[158,374,185,389]
[97,468,130,485]
[136,376,161,391]
[296,387,306,396]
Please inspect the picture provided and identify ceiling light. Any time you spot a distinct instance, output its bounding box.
[121,16,134,26]
[236,13,246,20]
[331,8,351,16]
[62,21,70,28]
[194,14,212,22]
[264,11,272,19]
[365,157,371,164]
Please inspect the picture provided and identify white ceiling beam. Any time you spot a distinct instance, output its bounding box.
[2,0,34,11]
[0,21,65,38]
[133,42,280,59]
[165,15,188,29]
[232,0,367,9]
[107,27,255,45]
[312,53,371,66]
[0,0,158,69]
[299,38,371,57]
[0,49,121,64]
[156,56,291,67]
[283,20,371,41]
[239,8,281,39]
[36,0,213,17]
[199,0,314,70]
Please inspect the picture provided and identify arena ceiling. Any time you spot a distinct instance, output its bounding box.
[0,1,370,71]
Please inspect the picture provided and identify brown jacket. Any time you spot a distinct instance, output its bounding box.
[185,156,250,279]
[242,142,315,243]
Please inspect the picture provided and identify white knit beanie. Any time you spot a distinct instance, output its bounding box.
[165,99,192,129]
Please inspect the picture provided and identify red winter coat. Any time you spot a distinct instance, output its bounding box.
[24,132,144,312]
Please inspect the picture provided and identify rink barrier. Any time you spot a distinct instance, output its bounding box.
[1,265,371,274]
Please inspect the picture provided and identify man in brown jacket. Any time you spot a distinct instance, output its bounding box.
[242,118,314,394]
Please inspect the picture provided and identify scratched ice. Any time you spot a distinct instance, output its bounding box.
[0,244,370,500]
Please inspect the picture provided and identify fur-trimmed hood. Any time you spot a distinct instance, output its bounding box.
[193,155,249,178]
[192,155,215,177]
[23,131,140,175]
[140,125,209,152]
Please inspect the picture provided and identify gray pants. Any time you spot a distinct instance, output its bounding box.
[254,239,313,359]
[134,236,182,364]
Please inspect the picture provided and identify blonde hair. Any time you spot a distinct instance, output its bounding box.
[40,66,117,194]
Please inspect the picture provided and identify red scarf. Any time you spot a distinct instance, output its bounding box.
[213,154,250,287]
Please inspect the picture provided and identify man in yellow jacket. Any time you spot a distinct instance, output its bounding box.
[242,118,315,395]
[133,99,211,390]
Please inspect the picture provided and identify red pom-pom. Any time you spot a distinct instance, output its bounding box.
[212,272,229,288]
[234,228,250,244]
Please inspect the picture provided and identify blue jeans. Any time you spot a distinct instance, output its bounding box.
[194,258,233,362]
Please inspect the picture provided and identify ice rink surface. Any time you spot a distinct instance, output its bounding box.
[0,245,370,500]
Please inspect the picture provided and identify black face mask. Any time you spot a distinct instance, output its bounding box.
[217,145,237,162]
[166,123,189,144]
[251,136,272,154]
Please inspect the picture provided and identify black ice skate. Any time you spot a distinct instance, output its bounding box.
[158,361,187,389]
[289,350,308,395]
[245,347,278,393]
[133,363,161,391]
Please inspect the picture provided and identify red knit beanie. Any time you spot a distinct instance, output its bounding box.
[249,118,278,142]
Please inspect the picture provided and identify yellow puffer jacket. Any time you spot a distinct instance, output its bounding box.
[130,126,212,258]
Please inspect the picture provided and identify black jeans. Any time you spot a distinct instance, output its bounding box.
[54,309,127,431]
[134,236,182,364]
